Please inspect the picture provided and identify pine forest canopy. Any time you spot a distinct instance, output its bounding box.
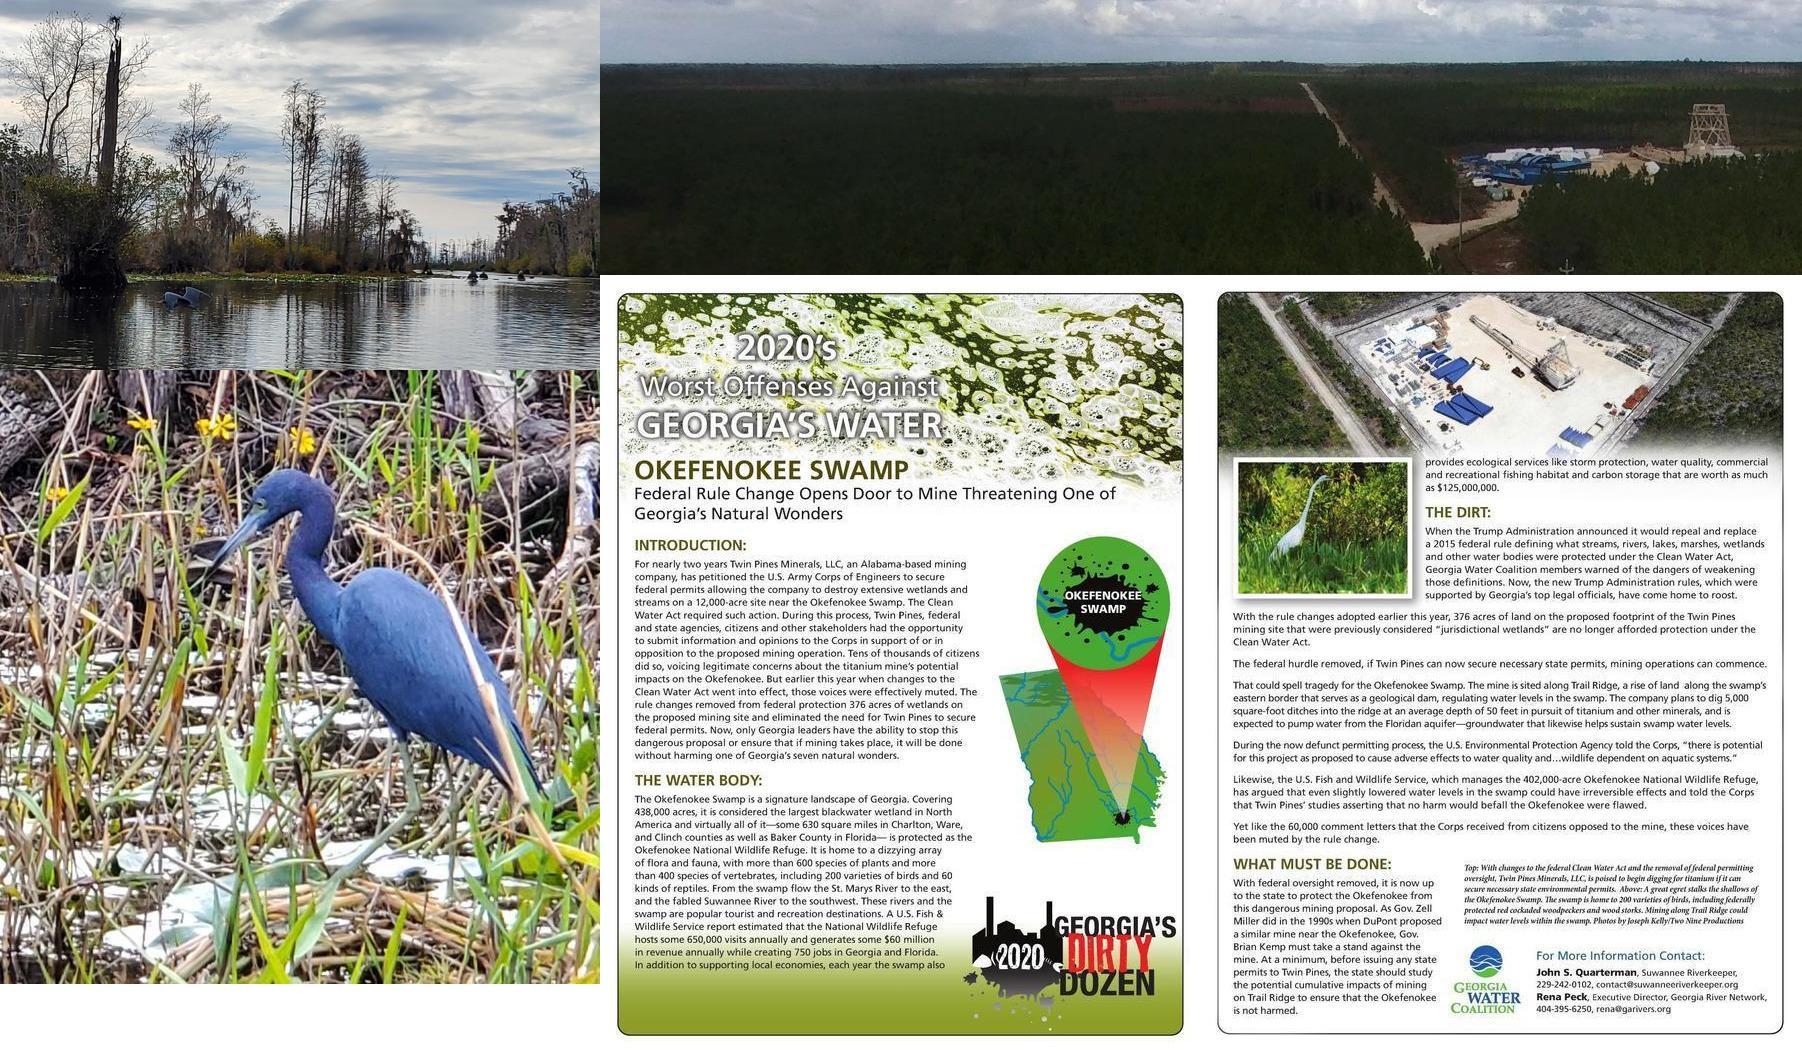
[601,61,1801,275]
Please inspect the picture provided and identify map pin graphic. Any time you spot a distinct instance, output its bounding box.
[1036,537,1169,823]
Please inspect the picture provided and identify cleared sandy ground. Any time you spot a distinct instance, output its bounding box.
[1349,294,1653,457]
[1410,196,1521,255]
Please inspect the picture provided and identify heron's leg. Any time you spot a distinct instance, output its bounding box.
[380,739,395,819]
[399,744,422,833]
[325,744,423,884]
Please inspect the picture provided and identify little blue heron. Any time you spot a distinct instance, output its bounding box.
[162,286,208,308]
[204,469,540,876]
[1270,474,1330,559]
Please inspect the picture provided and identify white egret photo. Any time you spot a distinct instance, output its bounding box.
[1235,459,1411,597]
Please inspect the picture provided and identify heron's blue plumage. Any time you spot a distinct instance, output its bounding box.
[215,469,540,794]
[335,568,537,788]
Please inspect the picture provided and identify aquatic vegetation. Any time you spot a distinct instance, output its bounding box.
[196,413,238,441]
[1237,533,1408,595]
[0,370,600,983]
[620,292,1182,484]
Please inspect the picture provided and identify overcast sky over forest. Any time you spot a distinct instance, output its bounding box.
[0,0,600,244]
[605,0,1799,64]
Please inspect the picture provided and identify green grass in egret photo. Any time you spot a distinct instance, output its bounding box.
[1236,460,1410,597]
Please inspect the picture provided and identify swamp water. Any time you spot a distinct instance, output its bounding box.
[0,274,599,367]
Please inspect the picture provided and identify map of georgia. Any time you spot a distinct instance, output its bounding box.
[1000,669,1163,843]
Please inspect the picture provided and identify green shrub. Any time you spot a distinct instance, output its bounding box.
[229,230,285,272]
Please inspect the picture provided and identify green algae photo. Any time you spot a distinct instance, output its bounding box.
[618,293,1182,484]
[1236,459,1410,597]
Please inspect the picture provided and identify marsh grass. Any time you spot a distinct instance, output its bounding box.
[0,369,599,983]
[1237,532,1408,595]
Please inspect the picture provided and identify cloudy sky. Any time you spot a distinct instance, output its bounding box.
[0,0,600,244]
[605,0,1799,64]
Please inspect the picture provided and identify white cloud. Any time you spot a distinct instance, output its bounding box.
[602,0,1800,62]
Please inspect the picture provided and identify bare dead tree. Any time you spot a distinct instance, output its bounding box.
[95,20,119,196]
[5,14,109,166]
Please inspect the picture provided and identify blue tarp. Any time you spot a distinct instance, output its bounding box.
[1416,346,1436,357]
[1433,358,1473,383]
[1435,400,1478,425]
[1426,352,1449,367]
[1560,427,1593,448]
[1453,392,1494,417]
[1482,160,1592,186]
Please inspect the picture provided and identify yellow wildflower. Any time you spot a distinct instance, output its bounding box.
[197,413,238,440]
[289,426,317,455]
[126,415,156,432]
[46,485,70,503]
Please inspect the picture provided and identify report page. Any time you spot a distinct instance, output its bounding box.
[618,293,1184,1034]
[1216,291,1783,1034]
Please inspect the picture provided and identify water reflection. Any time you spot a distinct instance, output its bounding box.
[0,275,599,367]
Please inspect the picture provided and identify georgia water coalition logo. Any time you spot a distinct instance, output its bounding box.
[966,896,1175,1001]
[1449,944,1521,1015]
[1470,945,1502,977]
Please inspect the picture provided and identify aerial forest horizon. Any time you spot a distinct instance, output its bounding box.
[601,59,1802,275]
[2,11,600,287]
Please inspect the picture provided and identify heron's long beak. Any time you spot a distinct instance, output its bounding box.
[201,509,272,583]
